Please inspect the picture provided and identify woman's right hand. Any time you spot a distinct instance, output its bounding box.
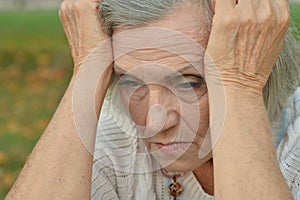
[59,0,113,153]
[59,0,109,73]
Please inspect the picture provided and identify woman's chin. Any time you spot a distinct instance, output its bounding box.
[158,154,212,173]
[159,158,201,173]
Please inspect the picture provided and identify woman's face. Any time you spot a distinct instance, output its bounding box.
[112,4,211,172]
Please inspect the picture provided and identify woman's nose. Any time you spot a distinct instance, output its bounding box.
[143,85,179,138]
[143,104,167,137]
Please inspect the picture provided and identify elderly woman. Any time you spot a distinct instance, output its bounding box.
[6,0,300,199]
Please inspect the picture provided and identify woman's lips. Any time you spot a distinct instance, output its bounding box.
[155,142,191,154]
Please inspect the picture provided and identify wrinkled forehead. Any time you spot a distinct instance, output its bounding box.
[112,27,206,76]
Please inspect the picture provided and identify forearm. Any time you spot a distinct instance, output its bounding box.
[6,68,112,199]
[212,87,293,200]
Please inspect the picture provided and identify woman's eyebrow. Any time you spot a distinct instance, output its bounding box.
[174,64,197,74]
[114,63,203,78]
[166,64,204,79]
[113,64,143,81]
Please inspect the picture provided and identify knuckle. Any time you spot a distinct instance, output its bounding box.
[259,2,273,22]
[282,13,290,25]
[58,9,63,20]
[258,11,274,24]
[275,5,290,29]
[72,0,86,12]
[59,4,67,19]
[221,14,239,28]
[60,1,67,12]
[277,13,290,30]
[240,15,255,27]
[72,1,80,9]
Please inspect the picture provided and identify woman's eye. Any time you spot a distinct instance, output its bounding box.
[118,80,142,87]
[177,81,203,89]
[174,77,207,102]
[175,74,206,91]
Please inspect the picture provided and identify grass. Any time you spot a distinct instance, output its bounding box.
[291,3,300,32]
[0,10,72,199]
[0,4,300,199]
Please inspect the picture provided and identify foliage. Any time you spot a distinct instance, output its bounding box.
[0,10,72,199]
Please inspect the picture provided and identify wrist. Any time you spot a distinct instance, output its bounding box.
[204,66,266,97]
[207,84,268,142]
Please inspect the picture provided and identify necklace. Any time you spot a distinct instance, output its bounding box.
[169,175,184,200]
[161,169,185,200]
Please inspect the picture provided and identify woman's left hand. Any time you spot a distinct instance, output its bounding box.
[205,0,290,94]
[59,0,109,73]
[205,1,293,199]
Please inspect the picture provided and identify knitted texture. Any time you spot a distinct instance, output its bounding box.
[92,87,300,199]
[277,87,300,199]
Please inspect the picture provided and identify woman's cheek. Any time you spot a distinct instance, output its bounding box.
[197,93,210,138]
[129,103,147,127]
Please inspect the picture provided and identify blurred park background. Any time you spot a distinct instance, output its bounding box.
[0,0,300,199]
[0,1,72,198]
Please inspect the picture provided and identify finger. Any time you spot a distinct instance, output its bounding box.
[273,0,290,21]
[60,0,78,57]
[273,0,290,25]
[214,0,236,13]
[235,0,257,17]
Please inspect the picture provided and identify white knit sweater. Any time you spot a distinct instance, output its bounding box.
[92,88,300,200]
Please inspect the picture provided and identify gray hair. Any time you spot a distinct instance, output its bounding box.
[99,0,300,122]
[99,0,213,35]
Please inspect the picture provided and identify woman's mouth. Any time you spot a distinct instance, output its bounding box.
[155,142,191,154]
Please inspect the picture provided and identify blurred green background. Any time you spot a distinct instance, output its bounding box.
[0,9,72,199]
[0,3,300,199]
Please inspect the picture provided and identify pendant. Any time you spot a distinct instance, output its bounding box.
[168,176,184,200]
